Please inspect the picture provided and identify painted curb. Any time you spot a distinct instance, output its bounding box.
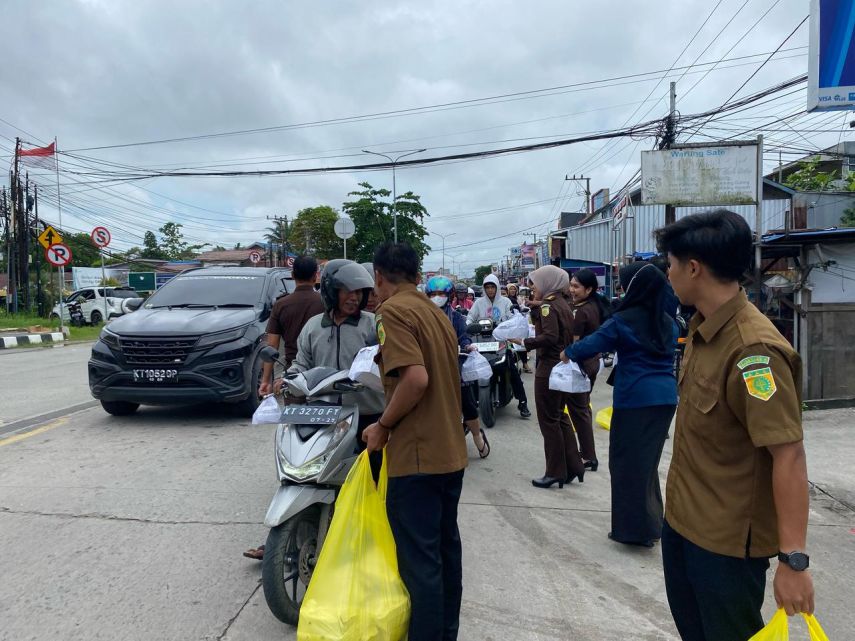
[0,332,65,349]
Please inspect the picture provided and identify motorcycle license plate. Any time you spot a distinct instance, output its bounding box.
[280,405,343,425]
[474,342,500,353]
[133,368,178,383]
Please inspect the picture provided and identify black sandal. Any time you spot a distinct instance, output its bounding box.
[476,431,490,458]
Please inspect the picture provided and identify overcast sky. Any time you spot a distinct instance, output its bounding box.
[1,0,845,275]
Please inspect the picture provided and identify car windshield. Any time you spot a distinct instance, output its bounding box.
[145,275,266,308]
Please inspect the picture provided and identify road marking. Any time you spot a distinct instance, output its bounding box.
[0,417,68,447]
[0,400,98,439]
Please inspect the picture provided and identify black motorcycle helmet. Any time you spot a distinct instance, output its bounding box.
[319,259,375,313]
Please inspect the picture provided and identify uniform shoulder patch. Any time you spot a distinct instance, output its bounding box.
[541,304,551,317]
[375,314,386,346]
[737,355,771,370]
[743,366,777,401]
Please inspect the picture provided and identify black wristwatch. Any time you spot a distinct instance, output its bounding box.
[778,551,810,571]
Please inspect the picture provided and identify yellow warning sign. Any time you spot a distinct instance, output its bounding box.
[38,225,63,249]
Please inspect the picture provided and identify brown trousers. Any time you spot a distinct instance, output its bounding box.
[534,377,585,479]
[562,387,597,462]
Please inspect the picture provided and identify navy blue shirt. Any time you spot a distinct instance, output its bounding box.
[565,316,678,409]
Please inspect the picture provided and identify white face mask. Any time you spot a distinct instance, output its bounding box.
[430,295,448,308]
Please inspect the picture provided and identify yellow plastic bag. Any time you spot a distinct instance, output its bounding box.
[297,450,410,641]
[748,608,830,641]
[596,406,612,431]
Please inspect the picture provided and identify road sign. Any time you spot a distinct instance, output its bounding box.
[45,243,72,267]
[129,272,156,291]
[286,257,295,267]
[248,250,262,264]
[91,226,111,248]
[38,225,63,249]
[334,217,355,240]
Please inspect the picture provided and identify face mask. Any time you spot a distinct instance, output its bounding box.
[430,295,448,308]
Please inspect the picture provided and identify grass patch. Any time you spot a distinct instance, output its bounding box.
[0,310,101,344]
[67,326,102,342]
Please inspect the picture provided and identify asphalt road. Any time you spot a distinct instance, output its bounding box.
[0,345,852,640]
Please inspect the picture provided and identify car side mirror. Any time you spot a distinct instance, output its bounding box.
[125,299,144,312]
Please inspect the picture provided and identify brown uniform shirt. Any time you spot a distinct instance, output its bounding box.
[375,284,468,478]
[266,285,325,363]
[572,298,602,379]
[665,290,803,558]
[523,293,574,378]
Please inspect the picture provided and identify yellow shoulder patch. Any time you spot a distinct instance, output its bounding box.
[541,304,550,318]
[743,367,777,401]
[376,315,386,346]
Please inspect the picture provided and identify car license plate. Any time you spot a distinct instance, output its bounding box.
[281,405,343,425]
[474,342,500,353]
[133,368,178,383]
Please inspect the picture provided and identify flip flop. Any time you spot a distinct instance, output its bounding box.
[477,432,490,459]
[242,545,265,560]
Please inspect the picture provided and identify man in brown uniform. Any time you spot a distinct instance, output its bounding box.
[363,242,468,641]
[258,255,324,395]
[655,210,814,641]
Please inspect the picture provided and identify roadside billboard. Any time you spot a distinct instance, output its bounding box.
[520,244,536,269]
[808,0,855,112]
[641,142,760,206]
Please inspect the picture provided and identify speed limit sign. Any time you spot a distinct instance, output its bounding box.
[91,226,111,248]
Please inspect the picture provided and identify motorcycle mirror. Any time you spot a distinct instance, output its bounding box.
[260,346,280,364]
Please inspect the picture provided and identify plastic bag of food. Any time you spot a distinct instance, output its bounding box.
[297,451,410,641]
[548,360,591,393]
[348,345,383,392]
[251,395,281,424]
[491,310,530,341]
[748,609,830,641]
[595,406,612,431]
[461,351,493,383]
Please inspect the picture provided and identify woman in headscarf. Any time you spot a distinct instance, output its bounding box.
[510,266,585,488]
[561,262,678,546]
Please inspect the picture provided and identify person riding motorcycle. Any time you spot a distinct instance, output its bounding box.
[465,273,531,418]
[425,276,490,458]
[244,259,383,561]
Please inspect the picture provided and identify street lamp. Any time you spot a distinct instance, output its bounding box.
[362,148,427,243]
[430,231,456,275]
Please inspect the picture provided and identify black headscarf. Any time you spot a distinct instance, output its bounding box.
[615,262,673,356]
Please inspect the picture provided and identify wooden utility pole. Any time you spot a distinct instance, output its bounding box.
[663,82,678,226]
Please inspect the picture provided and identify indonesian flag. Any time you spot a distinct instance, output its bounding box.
[18,142,57,170]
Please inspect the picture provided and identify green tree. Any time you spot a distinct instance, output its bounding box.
[141,231,166,260]
[841,206,855,228]
[341,182,430,263]
[265,218,291,252]
[64,232,103,267]
[783,159,840,191]
[474,265,493,285]
[158,222,208,260]
[288,206,341,258]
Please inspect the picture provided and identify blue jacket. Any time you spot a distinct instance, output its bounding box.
[564,315,678,409]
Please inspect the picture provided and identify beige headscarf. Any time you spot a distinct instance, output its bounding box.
[528,265,569,299]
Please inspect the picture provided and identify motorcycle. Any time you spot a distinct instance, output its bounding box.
[466,319,516,427]
[67,301,86,327]
[256,346,364,626]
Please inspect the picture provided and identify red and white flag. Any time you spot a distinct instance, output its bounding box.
[18,142,57,170]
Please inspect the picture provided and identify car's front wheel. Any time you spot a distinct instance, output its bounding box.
[90,310,103,325]
[100,400,139,416]
[237,352,264,417]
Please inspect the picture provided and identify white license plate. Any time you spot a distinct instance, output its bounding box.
[133,369,178,383]
[281,405,343,424]
[475,342,501,353]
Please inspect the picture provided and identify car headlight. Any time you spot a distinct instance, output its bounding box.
[277,416,354,481]
[99,327,120,348]
[196,325,248,348]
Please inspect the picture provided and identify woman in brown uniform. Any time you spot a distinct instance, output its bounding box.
[514,265,585,489]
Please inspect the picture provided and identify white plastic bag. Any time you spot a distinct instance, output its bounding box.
[492,311,530,342]
[548,360,591,393]
[252,395,282,424]
[461,351,493,383]
[348,345,384,392]
[528,324,536,338]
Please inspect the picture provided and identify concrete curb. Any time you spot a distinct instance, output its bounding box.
[0,332,65,349]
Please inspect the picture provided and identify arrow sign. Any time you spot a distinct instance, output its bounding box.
[91,226,111,248]
[38,225,63,249]
[45,243,72,267]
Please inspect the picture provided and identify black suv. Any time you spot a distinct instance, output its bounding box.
[89,267,295,416]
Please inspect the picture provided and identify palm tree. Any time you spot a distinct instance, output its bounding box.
[265,219,290,250]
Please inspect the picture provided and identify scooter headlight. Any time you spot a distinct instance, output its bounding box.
[277,416,354,481]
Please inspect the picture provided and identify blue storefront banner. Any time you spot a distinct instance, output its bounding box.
[809,0,855,111]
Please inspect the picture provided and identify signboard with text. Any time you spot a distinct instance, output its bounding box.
[641,142,759,206]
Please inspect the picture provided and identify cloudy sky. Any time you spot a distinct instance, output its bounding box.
[1,0,845,275]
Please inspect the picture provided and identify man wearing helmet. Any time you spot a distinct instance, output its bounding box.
[466,273,531,418]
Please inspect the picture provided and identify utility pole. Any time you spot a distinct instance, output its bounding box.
[661,82,678,226]
[33,185,42,315]
[362,148,426,243]
[565,174,592,214]
[1,187,9,313]
[9,138,20,313]
[266,214,290,265]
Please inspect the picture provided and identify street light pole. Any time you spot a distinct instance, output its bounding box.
[362,148,426,243]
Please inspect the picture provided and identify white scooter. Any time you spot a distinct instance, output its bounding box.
[257,346,364,626]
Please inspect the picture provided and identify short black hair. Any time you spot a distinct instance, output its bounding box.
[654,209,752,282]
[649,255,669,275]
[292,255,318,282]
[373,242,419,284]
